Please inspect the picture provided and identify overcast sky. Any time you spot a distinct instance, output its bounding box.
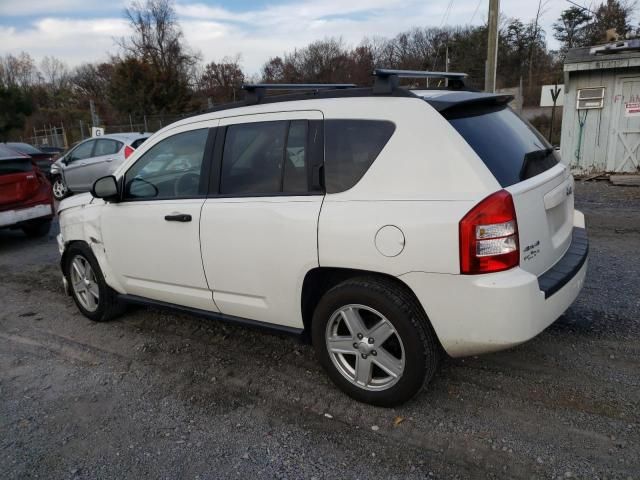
[0,0,571,74]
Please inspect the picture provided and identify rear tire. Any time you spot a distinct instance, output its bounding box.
[63,243,124,322]
[21,219,51,238]
[52,176,69,200]
[312,276,440,407]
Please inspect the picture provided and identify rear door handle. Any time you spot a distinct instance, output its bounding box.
[164,214,192,222]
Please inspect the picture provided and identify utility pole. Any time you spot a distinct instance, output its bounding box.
[89,100,100,128]
[485,0,500,92]
[445,45,449,87]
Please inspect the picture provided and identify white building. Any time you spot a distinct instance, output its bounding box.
[560,43,640,173]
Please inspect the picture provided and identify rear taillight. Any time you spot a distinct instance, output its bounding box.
[459,189,519,274]
[124,145,135,159]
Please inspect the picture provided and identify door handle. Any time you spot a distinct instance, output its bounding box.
[105,158,114,162]
[164,213,192,222]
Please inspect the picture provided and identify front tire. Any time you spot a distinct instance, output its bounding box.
[64,243,124,322]
[312,276,440,407]
[52,176,69,200]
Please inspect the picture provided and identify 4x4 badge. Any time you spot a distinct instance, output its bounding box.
[566,185,573,196]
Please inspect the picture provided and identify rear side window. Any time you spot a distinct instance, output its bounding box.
[324,120,395,193]
[0,159,32,175]
[446,105,557,187]
[94,139,122,156]
[220,120,310,195]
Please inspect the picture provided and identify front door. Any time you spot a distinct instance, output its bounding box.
[200,111,324,328]
[100,124,218,311]
[63,139,96,191]
[608,76,640,172]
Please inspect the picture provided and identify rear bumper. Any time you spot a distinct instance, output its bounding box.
[400,216,588,358]
[0,203,53,228]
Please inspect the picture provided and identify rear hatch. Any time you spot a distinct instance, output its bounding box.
[0,157,40,207]
[444,102,574,276]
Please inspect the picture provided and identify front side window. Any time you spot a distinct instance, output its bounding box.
[324,120,396,193]
[220,120,310,195]
[69,140,95,162]
[94,139,123,156]
[124,129,209,200]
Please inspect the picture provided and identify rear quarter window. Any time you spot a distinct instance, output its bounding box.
[324,120,395,193]
[445,105,557,187]
[131,137,148,149]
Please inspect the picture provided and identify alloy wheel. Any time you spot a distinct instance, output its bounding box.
[52,178,68,199]
[70,255,100,312]
[325,304,405,391]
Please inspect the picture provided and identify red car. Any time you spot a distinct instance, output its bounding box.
[0,144,54,237]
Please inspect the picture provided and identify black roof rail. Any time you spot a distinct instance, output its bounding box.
[372,68,469,94]
[242,83,357,105]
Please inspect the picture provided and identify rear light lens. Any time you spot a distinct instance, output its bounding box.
[124,145,135,159]
[459,189,519,274]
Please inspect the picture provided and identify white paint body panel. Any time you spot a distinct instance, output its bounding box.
[400,210,587,357]
[200,196,322,328]
[100,199,216,311]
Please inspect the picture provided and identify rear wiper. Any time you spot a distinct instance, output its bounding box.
[519,148,556,181]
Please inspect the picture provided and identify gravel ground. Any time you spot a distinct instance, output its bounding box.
[1,181,639,480]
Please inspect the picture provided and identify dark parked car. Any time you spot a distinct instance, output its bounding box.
[0,144,54,237]
[4,142,55,178]
[38,146,65,155]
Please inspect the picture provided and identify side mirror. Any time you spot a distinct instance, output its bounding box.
[91,175,120,202]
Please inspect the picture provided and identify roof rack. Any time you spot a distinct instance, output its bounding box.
[242,83,357,105]
[372,68,468,94]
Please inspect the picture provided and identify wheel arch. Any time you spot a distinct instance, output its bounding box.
[300,267,442,349]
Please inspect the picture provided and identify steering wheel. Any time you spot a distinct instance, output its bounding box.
[174,172,200,197]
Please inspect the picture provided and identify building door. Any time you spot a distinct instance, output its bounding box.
[608,76,640,172]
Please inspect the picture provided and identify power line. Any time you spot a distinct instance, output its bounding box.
[469,0,484,24]
[566,0,595,15]
[439,0,455,28]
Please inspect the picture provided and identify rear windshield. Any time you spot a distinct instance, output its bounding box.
[7,143,43,155]
[0,159,32,175]
[445,105,558,187]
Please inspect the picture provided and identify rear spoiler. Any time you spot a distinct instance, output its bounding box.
[425,93,514,113]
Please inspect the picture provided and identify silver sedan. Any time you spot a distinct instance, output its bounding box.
[51,132,150,200]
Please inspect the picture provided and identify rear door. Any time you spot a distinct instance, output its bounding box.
[446,104,574,276]
[200,111,324,328]
[91,138,124,177]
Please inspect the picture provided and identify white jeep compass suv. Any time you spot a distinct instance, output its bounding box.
[57,70,588,406]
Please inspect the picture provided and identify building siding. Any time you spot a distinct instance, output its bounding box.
[560,66,640,173]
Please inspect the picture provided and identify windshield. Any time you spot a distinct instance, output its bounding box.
[445,105,557,187]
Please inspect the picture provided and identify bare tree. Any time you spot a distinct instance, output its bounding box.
[40,56,70,90]
[0,53,39,89]
[199,55,245,103]
[113,0,201,113]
